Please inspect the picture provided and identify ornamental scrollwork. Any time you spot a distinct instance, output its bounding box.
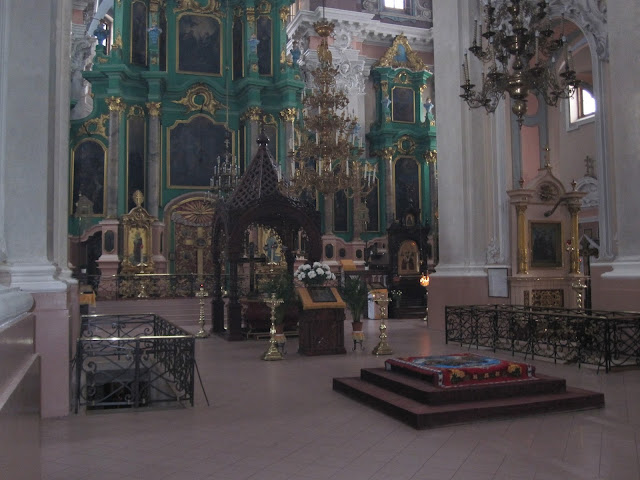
[173,84,224,116]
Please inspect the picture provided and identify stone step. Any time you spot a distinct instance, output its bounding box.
[333,375,605,430]
[359,367,566,405]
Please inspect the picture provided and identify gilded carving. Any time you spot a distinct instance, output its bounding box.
[128,105,146,118]
[173,83,224,116]
[246,7,256,23]
[105,96,126,113]
[81,114,109,138]
[279,108,297,123]
[121,190,156,274]
[424,150,437,164]
[234,6,244,18]
[396,135,416,155]
[146,101,162,117]
[257,0,272,15]
[373,34,428,72]
[112,32,123,50]
[531,289,564,307]
[241,106,264,122]
[394,72,410,84]
[175,0,221,15]
[280,6,289,24]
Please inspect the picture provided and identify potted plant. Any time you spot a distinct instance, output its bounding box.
[339,276,369,331]
[294,261,336,287]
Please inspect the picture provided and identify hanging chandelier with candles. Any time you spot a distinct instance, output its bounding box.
[460,0,580,127]
[282,12,377,199]
[206,129,240,203]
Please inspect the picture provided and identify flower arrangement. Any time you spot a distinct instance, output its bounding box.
[295,262,336,287]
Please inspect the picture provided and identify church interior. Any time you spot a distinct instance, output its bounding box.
[2,0,640,479]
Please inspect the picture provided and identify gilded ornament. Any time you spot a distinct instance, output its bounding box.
[279,6,289,24]
[173,83,224,116]
[175,0,221,14]
[81,114,109,138]
[128,105,146,118]
[146,102,162,117]
[105,96,126,113]
[280,108,297,123]
[234,6,243,18]
[246,7,255,23]
[373,34,428,72]
[112,32,123,50]
[424,150,437,164]
[257,0,271,15]
[241,106,263,122]
[394,72,410,84]
[396,135,416,154]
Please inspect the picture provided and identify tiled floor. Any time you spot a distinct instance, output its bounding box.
[42,318,640,480]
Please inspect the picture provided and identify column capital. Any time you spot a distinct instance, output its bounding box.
[105,96,126,113]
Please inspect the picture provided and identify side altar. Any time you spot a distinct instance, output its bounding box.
[296,287,346,356]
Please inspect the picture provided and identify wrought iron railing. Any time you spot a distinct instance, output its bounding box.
[84,274,217,300]
[73,314,195,412]
[445,305,640,373]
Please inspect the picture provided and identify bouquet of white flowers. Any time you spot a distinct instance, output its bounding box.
[295,262,336,286]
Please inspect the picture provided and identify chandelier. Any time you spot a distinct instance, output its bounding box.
[206,129,240,203]
[460,0,580,127]
[281,13,377,199]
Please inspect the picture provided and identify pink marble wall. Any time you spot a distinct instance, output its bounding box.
[0,313,41,479]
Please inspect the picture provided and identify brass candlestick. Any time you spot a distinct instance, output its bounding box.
[262,293,285,361]
[195,285,210,338]
[419,273,430,324]
[372,293,393,356]
[571,278,587,309]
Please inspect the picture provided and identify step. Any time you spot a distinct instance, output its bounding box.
[360,368,566,405]
[333,376,605,430]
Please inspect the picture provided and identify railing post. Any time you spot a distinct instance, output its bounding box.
[604,316,611,373]
[133,338,141,408]
[74,340,83,414]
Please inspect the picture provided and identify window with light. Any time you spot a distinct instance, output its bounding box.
[569,86,596,126]
[384,0,405,9]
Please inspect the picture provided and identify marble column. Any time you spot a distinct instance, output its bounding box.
[146,102,162,217]
[0,0,74,418]
[105,96,126,217]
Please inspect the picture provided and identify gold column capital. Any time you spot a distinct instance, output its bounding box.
[105,96,126,113]
[424,150,437,165]
[146,101,162,117]
[279,108,297,123]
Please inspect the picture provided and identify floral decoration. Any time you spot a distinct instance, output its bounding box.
[295,262,336,286]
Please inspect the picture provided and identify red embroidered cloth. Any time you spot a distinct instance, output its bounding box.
[385,353,536,388]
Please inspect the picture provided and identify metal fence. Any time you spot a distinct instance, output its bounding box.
[445,305,640,372]
[85,274,217,300]
[73,313,195,412]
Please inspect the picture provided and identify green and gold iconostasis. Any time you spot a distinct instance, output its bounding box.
[367,35,437,238]
[69,0,304,273]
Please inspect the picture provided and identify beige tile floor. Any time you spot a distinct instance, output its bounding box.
[42,318,640,480]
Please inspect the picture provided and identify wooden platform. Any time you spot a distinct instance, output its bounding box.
[333,367,604,429]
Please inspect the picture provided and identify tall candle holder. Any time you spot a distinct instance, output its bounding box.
[419,273,430,324]
[372,293,393,356]
[195,285,210,338]
[262,293,285,361]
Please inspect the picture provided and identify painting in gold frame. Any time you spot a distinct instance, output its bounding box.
[391,86,415,123]
[71,139,107,216]
[530,221,563,268]
[177,13,221,75]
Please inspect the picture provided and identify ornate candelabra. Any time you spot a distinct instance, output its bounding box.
[262,293,285,361]
[281,13,377,201]
[419,272,430,324]
[206,130,240,204]
[372,292,393,356]
[460,0,580,127]
[195,285,210,338]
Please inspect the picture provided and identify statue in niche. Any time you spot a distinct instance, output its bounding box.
[290,41,301,64]
[93,20,109,48]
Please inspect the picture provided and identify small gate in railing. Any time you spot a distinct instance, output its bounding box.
[445,305,640,373]
[73,314,195,412]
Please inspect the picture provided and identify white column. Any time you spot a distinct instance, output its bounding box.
[0,0,73,418]
[431,0,489,275]
[601,0,640,277]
